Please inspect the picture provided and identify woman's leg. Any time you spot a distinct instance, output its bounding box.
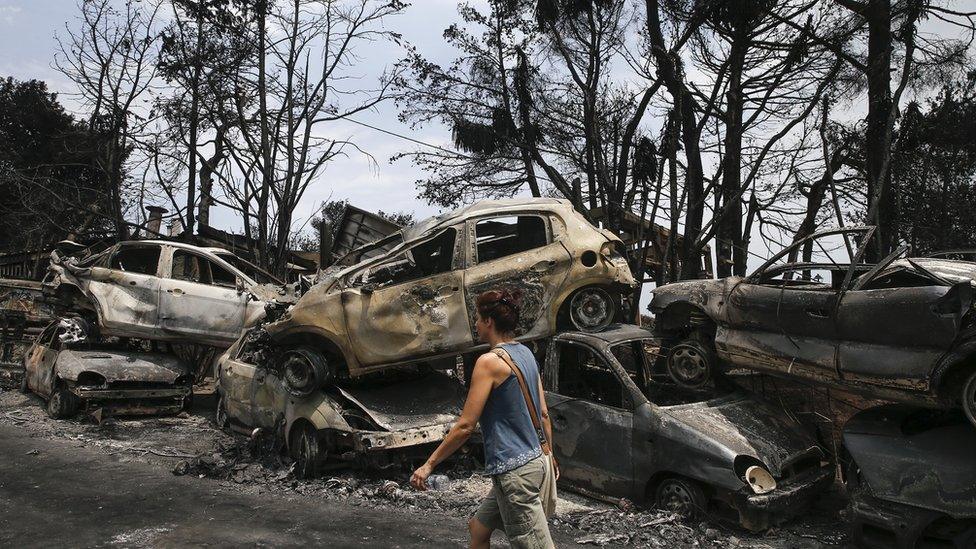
[468,517,493,549]
[495,457,554,549]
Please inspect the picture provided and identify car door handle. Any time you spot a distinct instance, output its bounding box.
[805,308,829,318]
[167,288,184,296]
[531,260,556,273]
[128,281,137,286]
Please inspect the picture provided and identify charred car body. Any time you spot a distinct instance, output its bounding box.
[841,405,976,548]
[543,325,833,531]
[22,318,193,418]
[42,240,297,348]
[216,331,470,477]
[650,227,976,427]
[255,198,636,392]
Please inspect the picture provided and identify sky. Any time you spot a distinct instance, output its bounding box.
[0,0,479,227]
[1,1,971,309]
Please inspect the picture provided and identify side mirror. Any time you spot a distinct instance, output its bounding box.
[235,277,246,295]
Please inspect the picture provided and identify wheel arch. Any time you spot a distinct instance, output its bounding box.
[551,281,625,329]
[273,328,353,378]
[653,301,715,335]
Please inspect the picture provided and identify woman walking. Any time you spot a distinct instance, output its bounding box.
[410,289,558,549]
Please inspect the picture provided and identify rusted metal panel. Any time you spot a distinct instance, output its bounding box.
[330,204,403,264]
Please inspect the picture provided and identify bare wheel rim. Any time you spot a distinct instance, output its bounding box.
[215,396,228,429]
[964,372,976,427]
[569,288,615,332]
[668,343,710,387]
[293,426,321,479]
[657,480,698,517]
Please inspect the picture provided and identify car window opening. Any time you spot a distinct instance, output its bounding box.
[556,342,628,408]
[172,250,236,288]
[611,339,724,406]
[475,215,547,263]
[364,228,457,287]
[111,246,161,275]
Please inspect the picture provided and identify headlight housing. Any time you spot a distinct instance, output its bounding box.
[735,456,777,495]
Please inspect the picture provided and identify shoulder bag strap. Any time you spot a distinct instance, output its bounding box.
[491,347,551,455]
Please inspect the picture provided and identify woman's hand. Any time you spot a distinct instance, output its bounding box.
[553,456,560,481]
[410,462,433,491]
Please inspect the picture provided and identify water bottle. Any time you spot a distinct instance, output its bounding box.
[427,474,450,491]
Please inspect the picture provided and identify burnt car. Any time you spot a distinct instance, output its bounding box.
[215,332,470,477]
[650,226,976,427]
[43,240,297,348]
[257,198,636,390]
[21,318,193,418]
[841,405,976,548]
[543,325,834,531]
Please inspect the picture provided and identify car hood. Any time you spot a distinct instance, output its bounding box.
[248,282,300,304]
[661,393,821,477]
[843,405,976,518]
[649,278,735,313]
[56,350,190,383]
[337,371,465,431]
[887,258,976,285]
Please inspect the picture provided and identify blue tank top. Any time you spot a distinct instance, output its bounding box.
[479,342,544,475]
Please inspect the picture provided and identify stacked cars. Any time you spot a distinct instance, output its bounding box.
[650,225,976,542]
[23,200,962,541]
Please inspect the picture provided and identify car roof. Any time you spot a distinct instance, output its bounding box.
[553,324,655,345]
[401,198,574,243]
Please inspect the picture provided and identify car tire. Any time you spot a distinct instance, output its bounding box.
[280,347,333,398]
[564,286,617,332]
[654,476,707,520]
[46,383,79,419]
[665,331,716,389]
[291,423,323,479]
[963,370,976,429]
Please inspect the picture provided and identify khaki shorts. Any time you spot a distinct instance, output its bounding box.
[473,456,554,549]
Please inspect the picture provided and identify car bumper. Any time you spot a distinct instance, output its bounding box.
[730,464,835,531]
[72,386,191,415]
[349,422,454,452]
[849,491,976,549]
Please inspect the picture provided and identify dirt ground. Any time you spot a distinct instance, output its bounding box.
[0,377,854,548]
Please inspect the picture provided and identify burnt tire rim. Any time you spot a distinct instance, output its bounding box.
[964,372,976,428]
[47,388,75,419]
[667,342,711,388]
[215,397,228,430]
[656,479,701,519]
[293,427,320,479]
[569,288,615,332]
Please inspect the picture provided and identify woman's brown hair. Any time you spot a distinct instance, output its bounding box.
[475,288,524,334]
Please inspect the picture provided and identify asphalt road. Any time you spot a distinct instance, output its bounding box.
[0,423,525,548]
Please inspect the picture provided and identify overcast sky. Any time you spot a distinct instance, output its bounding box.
[0,0,489,229]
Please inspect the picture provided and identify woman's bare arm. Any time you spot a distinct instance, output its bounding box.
[410,354,505,489]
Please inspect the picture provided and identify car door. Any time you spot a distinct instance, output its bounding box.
[158,248,247,344]
[463,214,572,341]
[84,243,162,337]
[341,227,471,366]
[26,324,60,397]
[719,228,871,380]
[544,340,634,497]
[835,253,971,386]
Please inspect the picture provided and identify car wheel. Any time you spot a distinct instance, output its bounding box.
[654,477,707,520]
[963,370,976,428]
[280,347,333,398]
[215,395,229,430]
[291,423,323,479]
[46,383,79,419]
[666,332,715,389]
[567,287,616,332]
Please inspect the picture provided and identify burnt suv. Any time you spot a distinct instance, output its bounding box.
[649,226,976,427]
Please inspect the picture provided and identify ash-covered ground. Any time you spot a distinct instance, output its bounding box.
[0,384,850,548]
